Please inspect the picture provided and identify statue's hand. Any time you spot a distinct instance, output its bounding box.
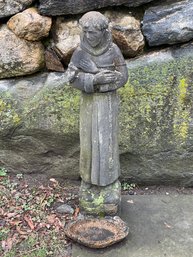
[79,59,98,74]
[93,70,117,85]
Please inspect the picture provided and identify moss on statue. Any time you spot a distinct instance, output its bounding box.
[79,180,121,216]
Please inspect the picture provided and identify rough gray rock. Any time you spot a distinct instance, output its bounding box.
[119,43,193,186]
[0,0,34,18]
[142,0,193,46]
[124,0,154,7]
[0,25,45,79]
[39,0,155,16]
[56,204,74,214]
[0,72,80,178]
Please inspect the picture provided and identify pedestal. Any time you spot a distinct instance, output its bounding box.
[79,180,121,216]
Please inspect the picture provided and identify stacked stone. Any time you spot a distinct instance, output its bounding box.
[1,0,193,186]
[2,0,193,78]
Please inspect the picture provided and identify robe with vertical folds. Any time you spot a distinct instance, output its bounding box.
[67,43,128,186]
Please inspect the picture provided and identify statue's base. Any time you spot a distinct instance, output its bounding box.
[79,180,121,216]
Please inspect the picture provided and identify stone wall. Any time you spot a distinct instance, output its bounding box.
[1,0,193,186]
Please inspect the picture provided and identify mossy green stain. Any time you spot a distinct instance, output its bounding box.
[23,85,80,134]
[0,98,21,132]
[178,78,188,103]
[173,78,191,141]
[93,194,105,206]
[119,56,193,153]
[79,199,105,215]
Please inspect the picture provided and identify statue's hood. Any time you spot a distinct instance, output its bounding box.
[80,30,112,56]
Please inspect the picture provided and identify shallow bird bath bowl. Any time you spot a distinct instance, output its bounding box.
[65,217,129,248]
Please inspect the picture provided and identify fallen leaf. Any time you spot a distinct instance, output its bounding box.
[16,226,28,235]
[36,222,47,231]
[46,224,51,229]
[47,214,56,225]
[39,185,47,190]
[54,217,63,232]
[73,207,80,219]
[127,200,134,204]
[24,215,35,230]
[1,237,14,252]
[0,208,5,215]
[6,212,17,218]
[19,235,28,240]
[50,178,58,184]
[164,222,172,229]
[9,220,22,226]
[57,198,64,203]
[1,240,6,251]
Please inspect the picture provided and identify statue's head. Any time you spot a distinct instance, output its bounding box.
[79,11,112,55]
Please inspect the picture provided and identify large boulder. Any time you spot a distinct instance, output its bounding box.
[119,43,193,186]
[7,7,52,41]
[0,72,80,178]
[39,0,155,16]
[1,43,193,186]
[0,25,45,79]
[142,0,193,46]
[105,10,145,57]
[0,0,34,18]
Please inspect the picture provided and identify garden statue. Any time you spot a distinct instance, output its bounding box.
[67,11,128,215]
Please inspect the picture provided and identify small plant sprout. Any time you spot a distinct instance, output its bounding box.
[122,182,136,191]
[0,167,7,177]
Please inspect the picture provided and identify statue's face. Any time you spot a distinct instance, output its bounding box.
[83,27,104,48]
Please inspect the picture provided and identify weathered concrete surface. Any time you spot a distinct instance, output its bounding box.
[73,195,193,257]
[143,0,193,46]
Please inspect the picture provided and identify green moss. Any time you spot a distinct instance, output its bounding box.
[93,194,105,205]
[173,78,191,141]
[0,80,80,136]
[79,180,121,215]
[178,78,188,103]
[0,97,21,133]
[23,84,80,134]
[119,56,193,153]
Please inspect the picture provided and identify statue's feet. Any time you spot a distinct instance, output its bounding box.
[79,180,121,216]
